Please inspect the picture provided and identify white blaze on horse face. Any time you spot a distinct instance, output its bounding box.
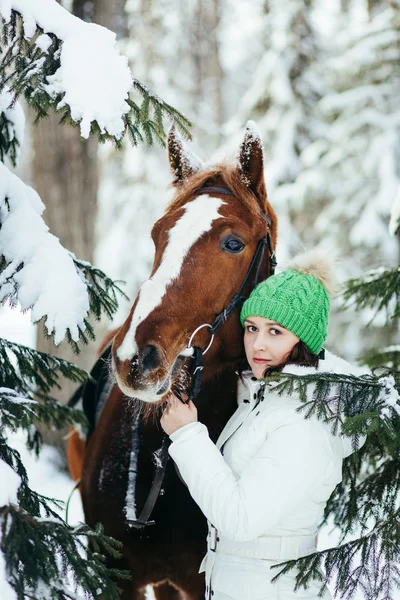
[117,195,225,362]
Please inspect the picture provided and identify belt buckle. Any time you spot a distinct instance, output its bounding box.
[209,525,218,552]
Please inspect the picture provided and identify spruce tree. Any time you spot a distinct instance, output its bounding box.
[294,0,400,358]
[0,1,191,598]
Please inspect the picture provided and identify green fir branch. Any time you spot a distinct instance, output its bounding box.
[132,79,192,143]
[0,337,89,396]
[72,257,128,322]
[266,369,400,441]
[322,414,400,536]
[0,434,64,516]
[0,388,88,436]
[0,109,21,166]
[361,346,400,371]
[0,433,127,597]
[342,267,400,324]
[270,509,400,600]
[1,505,129,600]
[0,14,192,150]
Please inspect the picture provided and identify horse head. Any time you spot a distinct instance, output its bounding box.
[112,122,278,403]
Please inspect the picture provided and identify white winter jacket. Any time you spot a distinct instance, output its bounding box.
[169,350,367,600]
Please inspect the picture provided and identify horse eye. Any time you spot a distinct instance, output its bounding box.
[222,238,245,254]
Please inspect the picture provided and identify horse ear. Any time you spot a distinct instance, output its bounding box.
[236,121,266,202]
[168,125,203,185]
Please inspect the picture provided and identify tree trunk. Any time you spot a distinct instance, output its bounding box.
[189,0,225,150]
[32,0,125,457]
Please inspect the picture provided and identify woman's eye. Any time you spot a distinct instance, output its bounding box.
[222,238,245,253]
[246,325,257,333]
[270,328,281,335]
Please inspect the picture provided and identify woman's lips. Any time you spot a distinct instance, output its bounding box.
[253,358,270,364]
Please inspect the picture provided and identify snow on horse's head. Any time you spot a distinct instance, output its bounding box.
[112,122,277,403]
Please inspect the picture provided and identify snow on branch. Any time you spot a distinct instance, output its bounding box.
[0,338,89,396]
[1,0,131,139]
[0,162,90,344]
[0,0,192,145]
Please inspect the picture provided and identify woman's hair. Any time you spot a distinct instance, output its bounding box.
[262,340,319,377]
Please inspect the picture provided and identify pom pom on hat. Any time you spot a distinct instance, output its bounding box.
[286,248,338,297]
[240,248,337,355]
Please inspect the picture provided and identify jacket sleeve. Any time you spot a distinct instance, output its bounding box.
[168,419,335,542]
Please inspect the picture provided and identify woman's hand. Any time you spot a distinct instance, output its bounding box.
[160,393,198,435]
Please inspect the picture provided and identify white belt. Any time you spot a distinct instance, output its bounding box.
[202,526,318,599]
[216,531,317,560]
[203,526,317,564]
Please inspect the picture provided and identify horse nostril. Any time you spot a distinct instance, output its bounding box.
[130,354,139,375]
[140,344,160,375]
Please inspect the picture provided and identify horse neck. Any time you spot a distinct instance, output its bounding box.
[201,322,244,382]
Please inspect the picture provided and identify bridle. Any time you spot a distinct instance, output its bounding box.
[178,185,277,403]
[126,184,278,529]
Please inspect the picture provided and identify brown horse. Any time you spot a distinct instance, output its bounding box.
[68,122,278,599]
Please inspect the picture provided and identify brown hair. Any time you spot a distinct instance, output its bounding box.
[262,340,319,377]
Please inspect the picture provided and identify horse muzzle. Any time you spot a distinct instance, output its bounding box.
[111,343,190,403]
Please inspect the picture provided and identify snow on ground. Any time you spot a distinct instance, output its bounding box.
[0,429,85,600]
[0,308,157,598]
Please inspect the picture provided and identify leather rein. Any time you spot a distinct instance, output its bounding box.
[126,185,278,529]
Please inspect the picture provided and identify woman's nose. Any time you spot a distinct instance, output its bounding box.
[253,334,267,351]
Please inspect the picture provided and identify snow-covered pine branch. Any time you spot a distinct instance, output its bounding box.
[0,504,127,600]
[271,509,400,600]
[0,386,88,453]
[0,338,88,397]
[0,161,88,344]
[0,161,126,347]
[269,368,400,439]
[0,0,192,145]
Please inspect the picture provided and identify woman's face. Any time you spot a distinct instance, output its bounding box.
[243,316,300,379]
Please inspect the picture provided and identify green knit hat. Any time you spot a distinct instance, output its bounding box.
[240,250,336,354]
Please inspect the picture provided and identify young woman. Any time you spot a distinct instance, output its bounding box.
[161,250,367,600]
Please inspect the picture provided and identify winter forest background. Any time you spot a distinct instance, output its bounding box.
[0,0,399,598]
[6,0,400,395]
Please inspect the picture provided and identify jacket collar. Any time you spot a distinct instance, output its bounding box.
[216,373,264,450]
[219,350,369,457]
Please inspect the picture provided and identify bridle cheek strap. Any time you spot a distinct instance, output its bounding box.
[182,185,278,397]
[195,186,277,339]
[209,232,276,336]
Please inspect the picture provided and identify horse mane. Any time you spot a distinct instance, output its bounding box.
[166,164,274,224]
